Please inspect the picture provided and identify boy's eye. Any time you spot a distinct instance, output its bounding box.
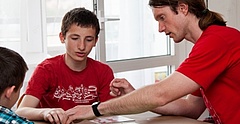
[86,38,94,42]
[71,37,79,40]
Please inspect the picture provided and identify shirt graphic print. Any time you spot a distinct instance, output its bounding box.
[53,84,98,103]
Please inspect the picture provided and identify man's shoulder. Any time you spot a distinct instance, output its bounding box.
[206,25,239,34]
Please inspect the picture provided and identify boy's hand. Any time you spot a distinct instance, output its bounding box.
[110,78,135,97]
[42,108,67,124]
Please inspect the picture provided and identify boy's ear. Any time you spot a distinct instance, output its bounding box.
[5,86,16,99]
[93,37,99,47]
[59,32,65,43]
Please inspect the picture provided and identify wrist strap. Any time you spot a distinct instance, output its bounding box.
[92,102,103,117]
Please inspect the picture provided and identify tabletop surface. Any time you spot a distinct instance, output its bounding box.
[34,111,212,124]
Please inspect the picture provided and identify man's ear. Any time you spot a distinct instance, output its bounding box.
[59,32,65,43]
[5,86,16,99]
[178,3,189,15]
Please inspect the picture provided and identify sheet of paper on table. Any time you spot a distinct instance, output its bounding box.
[90,115,135,124]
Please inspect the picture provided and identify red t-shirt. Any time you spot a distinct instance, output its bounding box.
[177,25,240,124]
[25,55,114,110]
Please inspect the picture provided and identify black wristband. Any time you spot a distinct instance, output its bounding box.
[92,102,103,117]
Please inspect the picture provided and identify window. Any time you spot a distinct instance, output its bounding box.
[104,0,171,61]
[0,0,182,89]
[99,0,176,87]
[45,0,93,56]
[116,66,171,89]
[0,0,21,53]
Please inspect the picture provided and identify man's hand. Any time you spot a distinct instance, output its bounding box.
[65,105,95,124]
[110,78,135,97]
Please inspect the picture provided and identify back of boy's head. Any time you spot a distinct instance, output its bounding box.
[0,47,28,95]
[61,7,100,38]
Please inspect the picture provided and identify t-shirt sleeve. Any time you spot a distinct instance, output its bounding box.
[98,65,115,102]
[191,89,202,97]
[25,63,51,100]
[176,35,229,90]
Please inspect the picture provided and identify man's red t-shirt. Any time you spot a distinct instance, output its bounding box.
[177,25,240,124]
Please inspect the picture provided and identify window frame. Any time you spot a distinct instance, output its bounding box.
[95,0,182,73]
[1,0,187,81]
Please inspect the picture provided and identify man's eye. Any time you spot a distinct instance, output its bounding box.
[159,16,165,21]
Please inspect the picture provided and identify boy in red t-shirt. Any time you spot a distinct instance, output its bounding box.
[16,7,115,124]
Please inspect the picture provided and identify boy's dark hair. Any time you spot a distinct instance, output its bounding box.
[148,0,226,30]
[61,7,100,38]
[0,47,28,95]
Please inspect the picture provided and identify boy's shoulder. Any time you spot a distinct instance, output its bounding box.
[87,57,109,67]
[39,54,64,66]
[43,54,63,63]
[0,106,34,124]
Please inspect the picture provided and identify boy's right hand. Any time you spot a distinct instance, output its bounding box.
[42,108,67,124]
[110,78,135,97]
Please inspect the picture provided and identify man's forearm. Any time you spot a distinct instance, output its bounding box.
[97,72,201,117]
[151,95,206,119]
[98,84,166,116]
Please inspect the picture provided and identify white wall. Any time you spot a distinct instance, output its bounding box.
[209,0,240,30]
[184,0,240,61]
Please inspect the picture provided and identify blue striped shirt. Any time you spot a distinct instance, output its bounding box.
[0,106,34,124]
